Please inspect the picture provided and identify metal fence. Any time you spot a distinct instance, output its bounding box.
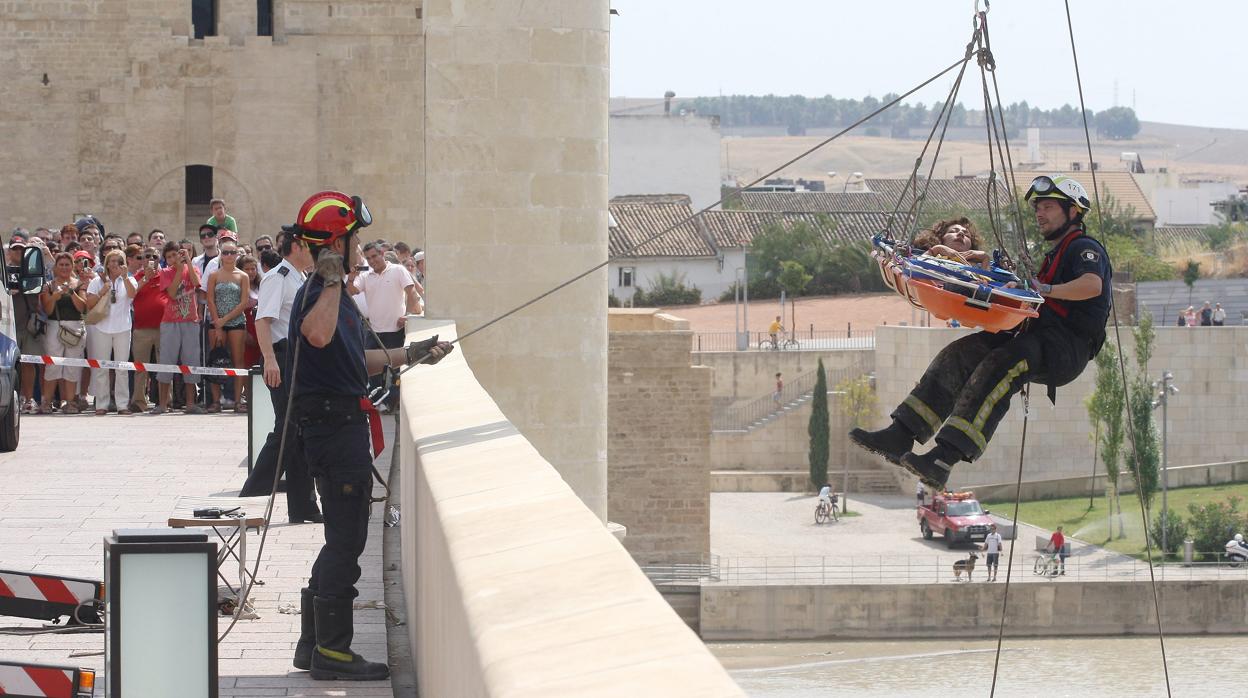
[693,329,875,353]
[641,553,1248,586]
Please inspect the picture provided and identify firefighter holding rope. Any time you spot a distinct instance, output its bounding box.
[851,175,1111,491]
[284,191,452,680]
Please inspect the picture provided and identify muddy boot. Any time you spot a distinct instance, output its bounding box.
[310,597,390,681]
[293,588,316,670]
[849,421,915,464]
[900,442,963,491]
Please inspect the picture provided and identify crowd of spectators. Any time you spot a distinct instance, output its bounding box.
[1176,300,1228,327]
[9,197,426,416]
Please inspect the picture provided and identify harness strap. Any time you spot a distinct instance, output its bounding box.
[1036,228,1084,318]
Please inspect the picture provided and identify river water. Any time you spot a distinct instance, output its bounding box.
[711,636,1240,697]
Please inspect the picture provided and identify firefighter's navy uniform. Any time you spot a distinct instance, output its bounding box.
[288,262,389,680]
[892,228,1112,462]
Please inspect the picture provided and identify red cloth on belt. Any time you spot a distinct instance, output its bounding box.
[360,397,385,458]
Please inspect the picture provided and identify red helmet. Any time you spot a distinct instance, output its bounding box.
[283,191,372,246]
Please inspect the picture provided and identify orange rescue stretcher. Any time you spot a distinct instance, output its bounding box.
[873,234,1043,333]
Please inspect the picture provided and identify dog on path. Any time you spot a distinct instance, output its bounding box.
[953,552,979,582]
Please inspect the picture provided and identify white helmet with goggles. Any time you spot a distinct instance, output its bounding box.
[1025,175,1091,215]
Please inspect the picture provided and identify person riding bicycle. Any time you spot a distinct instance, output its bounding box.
[1048,526,1068,575]
[768,315,784,349]
[818,483,832,508]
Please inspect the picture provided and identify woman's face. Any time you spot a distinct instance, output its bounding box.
[941,225,973,253]
[107,256,125,276]
[219,243,238,266]
[242,261,257,280]
[54,257,73,278]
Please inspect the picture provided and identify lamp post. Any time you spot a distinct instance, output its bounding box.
[1151,371,1179,554]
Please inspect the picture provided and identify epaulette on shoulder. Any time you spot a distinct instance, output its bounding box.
[278,266,290,276]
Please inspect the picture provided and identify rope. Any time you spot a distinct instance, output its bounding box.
[882,27,979,245]
[988,384,1030,697]
[1064,1,1172,694]
[977,12,1038,276]
[397,51,978,380]
[903,32,981,247]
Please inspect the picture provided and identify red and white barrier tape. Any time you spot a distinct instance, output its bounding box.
[20,354,248,377]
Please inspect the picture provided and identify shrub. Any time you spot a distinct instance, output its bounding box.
[631,270,701,307]
[1186,496,1245,559]
[1149,508,1188,556]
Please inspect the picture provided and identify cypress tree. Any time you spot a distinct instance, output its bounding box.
[808,358,829,491]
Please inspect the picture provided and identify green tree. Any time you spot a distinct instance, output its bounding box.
[1095,106,1141,140]
[1086,341,1126,538]
[836,374,877,515]
[808,359,830,493]
[1125,312,1160,511]
[1182,260,1201,305]
[1186,496,1246,560]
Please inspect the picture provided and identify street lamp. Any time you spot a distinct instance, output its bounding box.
[1151,371,1179,554]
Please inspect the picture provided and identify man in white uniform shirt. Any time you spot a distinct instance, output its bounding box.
[238,231,322,524]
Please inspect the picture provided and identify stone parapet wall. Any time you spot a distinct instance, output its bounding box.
[400,318,743,697]
[609,309,712,565]
[873,326,1248,488]
[702,581,1248,640]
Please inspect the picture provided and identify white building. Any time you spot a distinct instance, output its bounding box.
[609,111,722,211]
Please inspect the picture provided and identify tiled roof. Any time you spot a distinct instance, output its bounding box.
[608,200,716,258]
[1016,171,1156,222]
[1154,225,1209,249]
[699,210,892,249]
[866,177,1001,212]
[737,191,886,213]
[610,194,692,206]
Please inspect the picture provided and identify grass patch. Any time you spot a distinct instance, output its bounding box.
[983,482,1248,560]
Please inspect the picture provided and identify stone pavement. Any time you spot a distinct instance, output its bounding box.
[709,492,1235,585]
[0,413,395,697]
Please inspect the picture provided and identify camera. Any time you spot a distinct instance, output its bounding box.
[193,506,240,518]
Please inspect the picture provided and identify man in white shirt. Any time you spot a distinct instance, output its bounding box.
[350,241,421,409]
[981,524,1004,582]
[238,232,322,524]
[350,241,421,348]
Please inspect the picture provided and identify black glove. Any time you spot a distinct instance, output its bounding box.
[405,335,454,365]
[315,251,345,285]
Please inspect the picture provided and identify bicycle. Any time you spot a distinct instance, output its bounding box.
[759,335,779,351]
[1033,551,1061,577]
[781,337,800,350]
[815,496,840,524]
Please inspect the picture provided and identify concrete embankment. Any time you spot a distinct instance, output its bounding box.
[701,581,1248,640]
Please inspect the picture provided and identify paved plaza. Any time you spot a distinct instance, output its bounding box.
[710,492,1245,585]
[0,413,397,696]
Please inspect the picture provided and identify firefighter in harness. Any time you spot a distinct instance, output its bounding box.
[284,191,453,681]
[851,175,1111,491]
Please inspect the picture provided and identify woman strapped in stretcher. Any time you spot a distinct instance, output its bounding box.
[912,217,992,269]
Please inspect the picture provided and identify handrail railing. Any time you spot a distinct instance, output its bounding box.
[693,329,876,353]
[711,365,865,432]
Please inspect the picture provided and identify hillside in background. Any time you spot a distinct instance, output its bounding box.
[721,120,1248,186]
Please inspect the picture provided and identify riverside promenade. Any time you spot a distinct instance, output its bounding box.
[0,413,396,697]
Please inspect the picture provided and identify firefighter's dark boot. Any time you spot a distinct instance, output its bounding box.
[849,421,914,464]
[900,442,963,492]
[293,588,315,670]
[310,596,390,681]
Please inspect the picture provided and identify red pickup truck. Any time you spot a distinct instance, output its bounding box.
[918,491,995,548]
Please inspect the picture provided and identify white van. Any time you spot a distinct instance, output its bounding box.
[1,247,48,450]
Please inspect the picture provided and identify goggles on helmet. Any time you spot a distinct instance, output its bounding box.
[1027,176,1059,197]
[285,191,373,246]
[352,196,373,228]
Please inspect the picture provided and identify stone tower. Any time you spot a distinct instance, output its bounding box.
[423,0,611,520]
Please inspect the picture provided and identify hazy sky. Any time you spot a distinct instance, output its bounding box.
[609,1,1247,130]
